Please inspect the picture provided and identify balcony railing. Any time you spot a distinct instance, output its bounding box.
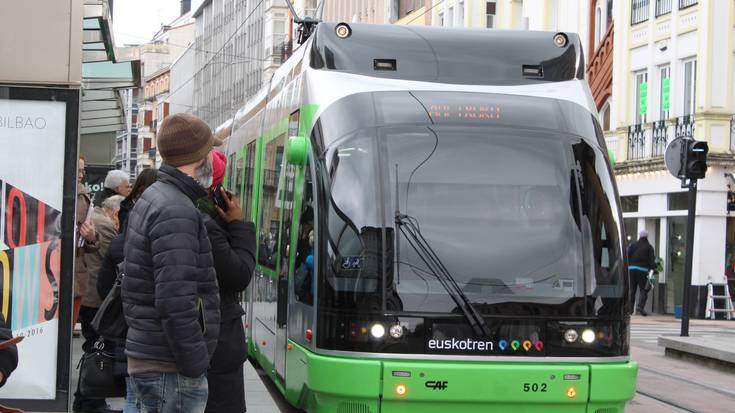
[652,120,669,156]
[679,0,697,10]
[655,0,672,17]
[675,115,695,139]
[625,116,698,161]
[628,124,647,160]
[631,0,650,25]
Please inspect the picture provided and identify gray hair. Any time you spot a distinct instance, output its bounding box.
[101,195,124,211]
[104,170,130,189]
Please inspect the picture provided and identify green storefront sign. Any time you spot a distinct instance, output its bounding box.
[662,78,670,112]
[639,82,648,115]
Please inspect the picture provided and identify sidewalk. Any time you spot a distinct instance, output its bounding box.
[68,335,291,413]
[631,314,735,369]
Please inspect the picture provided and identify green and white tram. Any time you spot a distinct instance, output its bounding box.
[220,22,638,413]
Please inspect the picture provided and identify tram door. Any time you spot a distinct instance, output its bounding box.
[275,112,301,379]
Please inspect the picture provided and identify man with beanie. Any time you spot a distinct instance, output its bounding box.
[122,113,221,412]
[628,230,657,316]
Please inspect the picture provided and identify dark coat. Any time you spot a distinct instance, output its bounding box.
[628,238,656,272]
[0,316,18,387]
[197,202,256,373]
[97,233,127,377]
[121,164,220,378]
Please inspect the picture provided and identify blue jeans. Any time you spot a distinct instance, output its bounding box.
[128,373,208,413]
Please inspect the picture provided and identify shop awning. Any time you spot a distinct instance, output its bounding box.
[81,0,140,135]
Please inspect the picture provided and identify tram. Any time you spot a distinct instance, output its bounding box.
[220,22,638,413]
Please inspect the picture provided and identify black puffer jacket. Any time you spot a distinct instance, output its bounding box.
[196,203,256,372]
[121,164,220,378]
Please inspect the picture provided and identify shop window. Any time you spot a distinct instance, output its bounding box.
[621,195,639,212]
[668,192,688,210]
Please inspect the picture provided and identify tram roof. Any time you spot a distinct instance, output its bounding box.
[310,23,584,86]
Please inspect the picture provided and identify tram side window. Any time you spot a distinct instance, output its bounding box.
[258,135,286,269]
[573,141,623,297]
[243,141,257,220]
[227,153,238,194]
[294,156,315,305]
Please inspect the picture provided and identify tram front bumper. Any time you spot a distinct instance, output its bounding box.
[299,348,638,412]
[378,359,638,413]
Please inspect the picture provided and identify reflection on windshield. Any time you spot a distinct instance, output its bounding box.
[314,92,625,318]
[384,126,583,313]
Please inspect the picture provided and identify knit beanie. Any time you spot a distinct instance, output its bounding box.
[157,113,214,167]
[211,150,227,189]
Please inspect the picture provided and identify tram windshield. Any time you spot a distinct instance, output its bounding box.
[316,91,625,317]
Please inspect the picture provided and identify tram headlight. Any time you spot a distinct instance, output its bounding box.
[581,329,596,344]
[389,324,404,339]
[553,32,569,48]
[563,329,579,343]
[370,323,386,338]
[335,23,352,39]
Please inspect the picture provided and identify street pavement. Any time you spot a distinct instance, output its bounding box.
[626,315,735,413]
[67,335,297,413]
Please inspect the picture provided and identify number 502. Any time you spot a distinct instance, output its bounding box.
[523,383,548,392]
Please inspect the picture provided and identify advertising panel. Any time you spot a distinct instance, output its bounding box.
[0,86,78,411]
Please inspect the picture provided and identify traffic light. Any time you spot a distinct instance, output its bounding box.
[684,140,708,180]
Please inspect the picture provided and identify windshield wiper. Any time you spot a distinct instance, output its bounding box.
[395,211,490,338]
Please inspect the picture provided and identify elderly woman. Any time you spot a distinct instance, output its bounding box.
[73,194,124,413]
[97,170,130,205]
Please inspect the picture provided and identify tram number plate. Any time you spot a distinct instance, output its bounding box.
[522,383,548,393]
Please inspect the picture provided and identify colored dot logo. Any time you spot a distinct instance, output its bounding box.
[498,339,544,352]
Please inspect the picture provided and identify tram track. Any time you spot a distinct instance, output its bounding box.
[634,390,699,413]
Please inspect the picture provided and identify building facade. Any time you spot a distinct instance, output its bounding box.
[192,0,292,129]
[609,0,735,317]
[115,5,194,177]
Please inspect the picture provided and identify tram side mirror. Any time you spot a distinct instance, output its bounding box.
[287,135,308,166]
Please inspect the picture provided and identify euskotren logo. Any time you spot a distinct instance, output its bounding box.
[427,338,544,352]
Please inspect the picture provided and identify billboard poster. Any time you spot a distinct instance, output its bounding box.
[0,87,78,410]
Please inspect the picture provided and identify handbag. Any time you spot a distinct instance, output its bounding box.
[91,261,128,341]
[78,339,125,398]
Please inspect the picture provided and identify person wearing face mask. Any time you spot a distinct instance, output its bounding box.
[121,113,220,413]
[195,151,256,413]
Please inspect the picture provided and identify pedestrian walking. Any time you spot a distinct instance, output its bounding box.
[628,230,657,316]
[73,195,124,413]
[122,113,220,413]
[96,170,131,205]
[196,151,256,413]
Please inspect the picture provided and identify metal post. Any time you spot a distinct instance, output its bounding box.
[680,179,698,337]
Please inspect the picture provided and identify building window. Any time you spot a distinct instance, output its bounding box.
[458,1,465,26]
[447,6,454,27]
[595,7,602,47]
[682,59,697,116]
[656,0,672,17]
[486,1,496,28]
[668,192,689,210]
[631,0,650,25]
[659,65,671,121]
[621,196,639,213]
[600,101,612,131]
[679,0,697,10]
[634,70,648,124]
